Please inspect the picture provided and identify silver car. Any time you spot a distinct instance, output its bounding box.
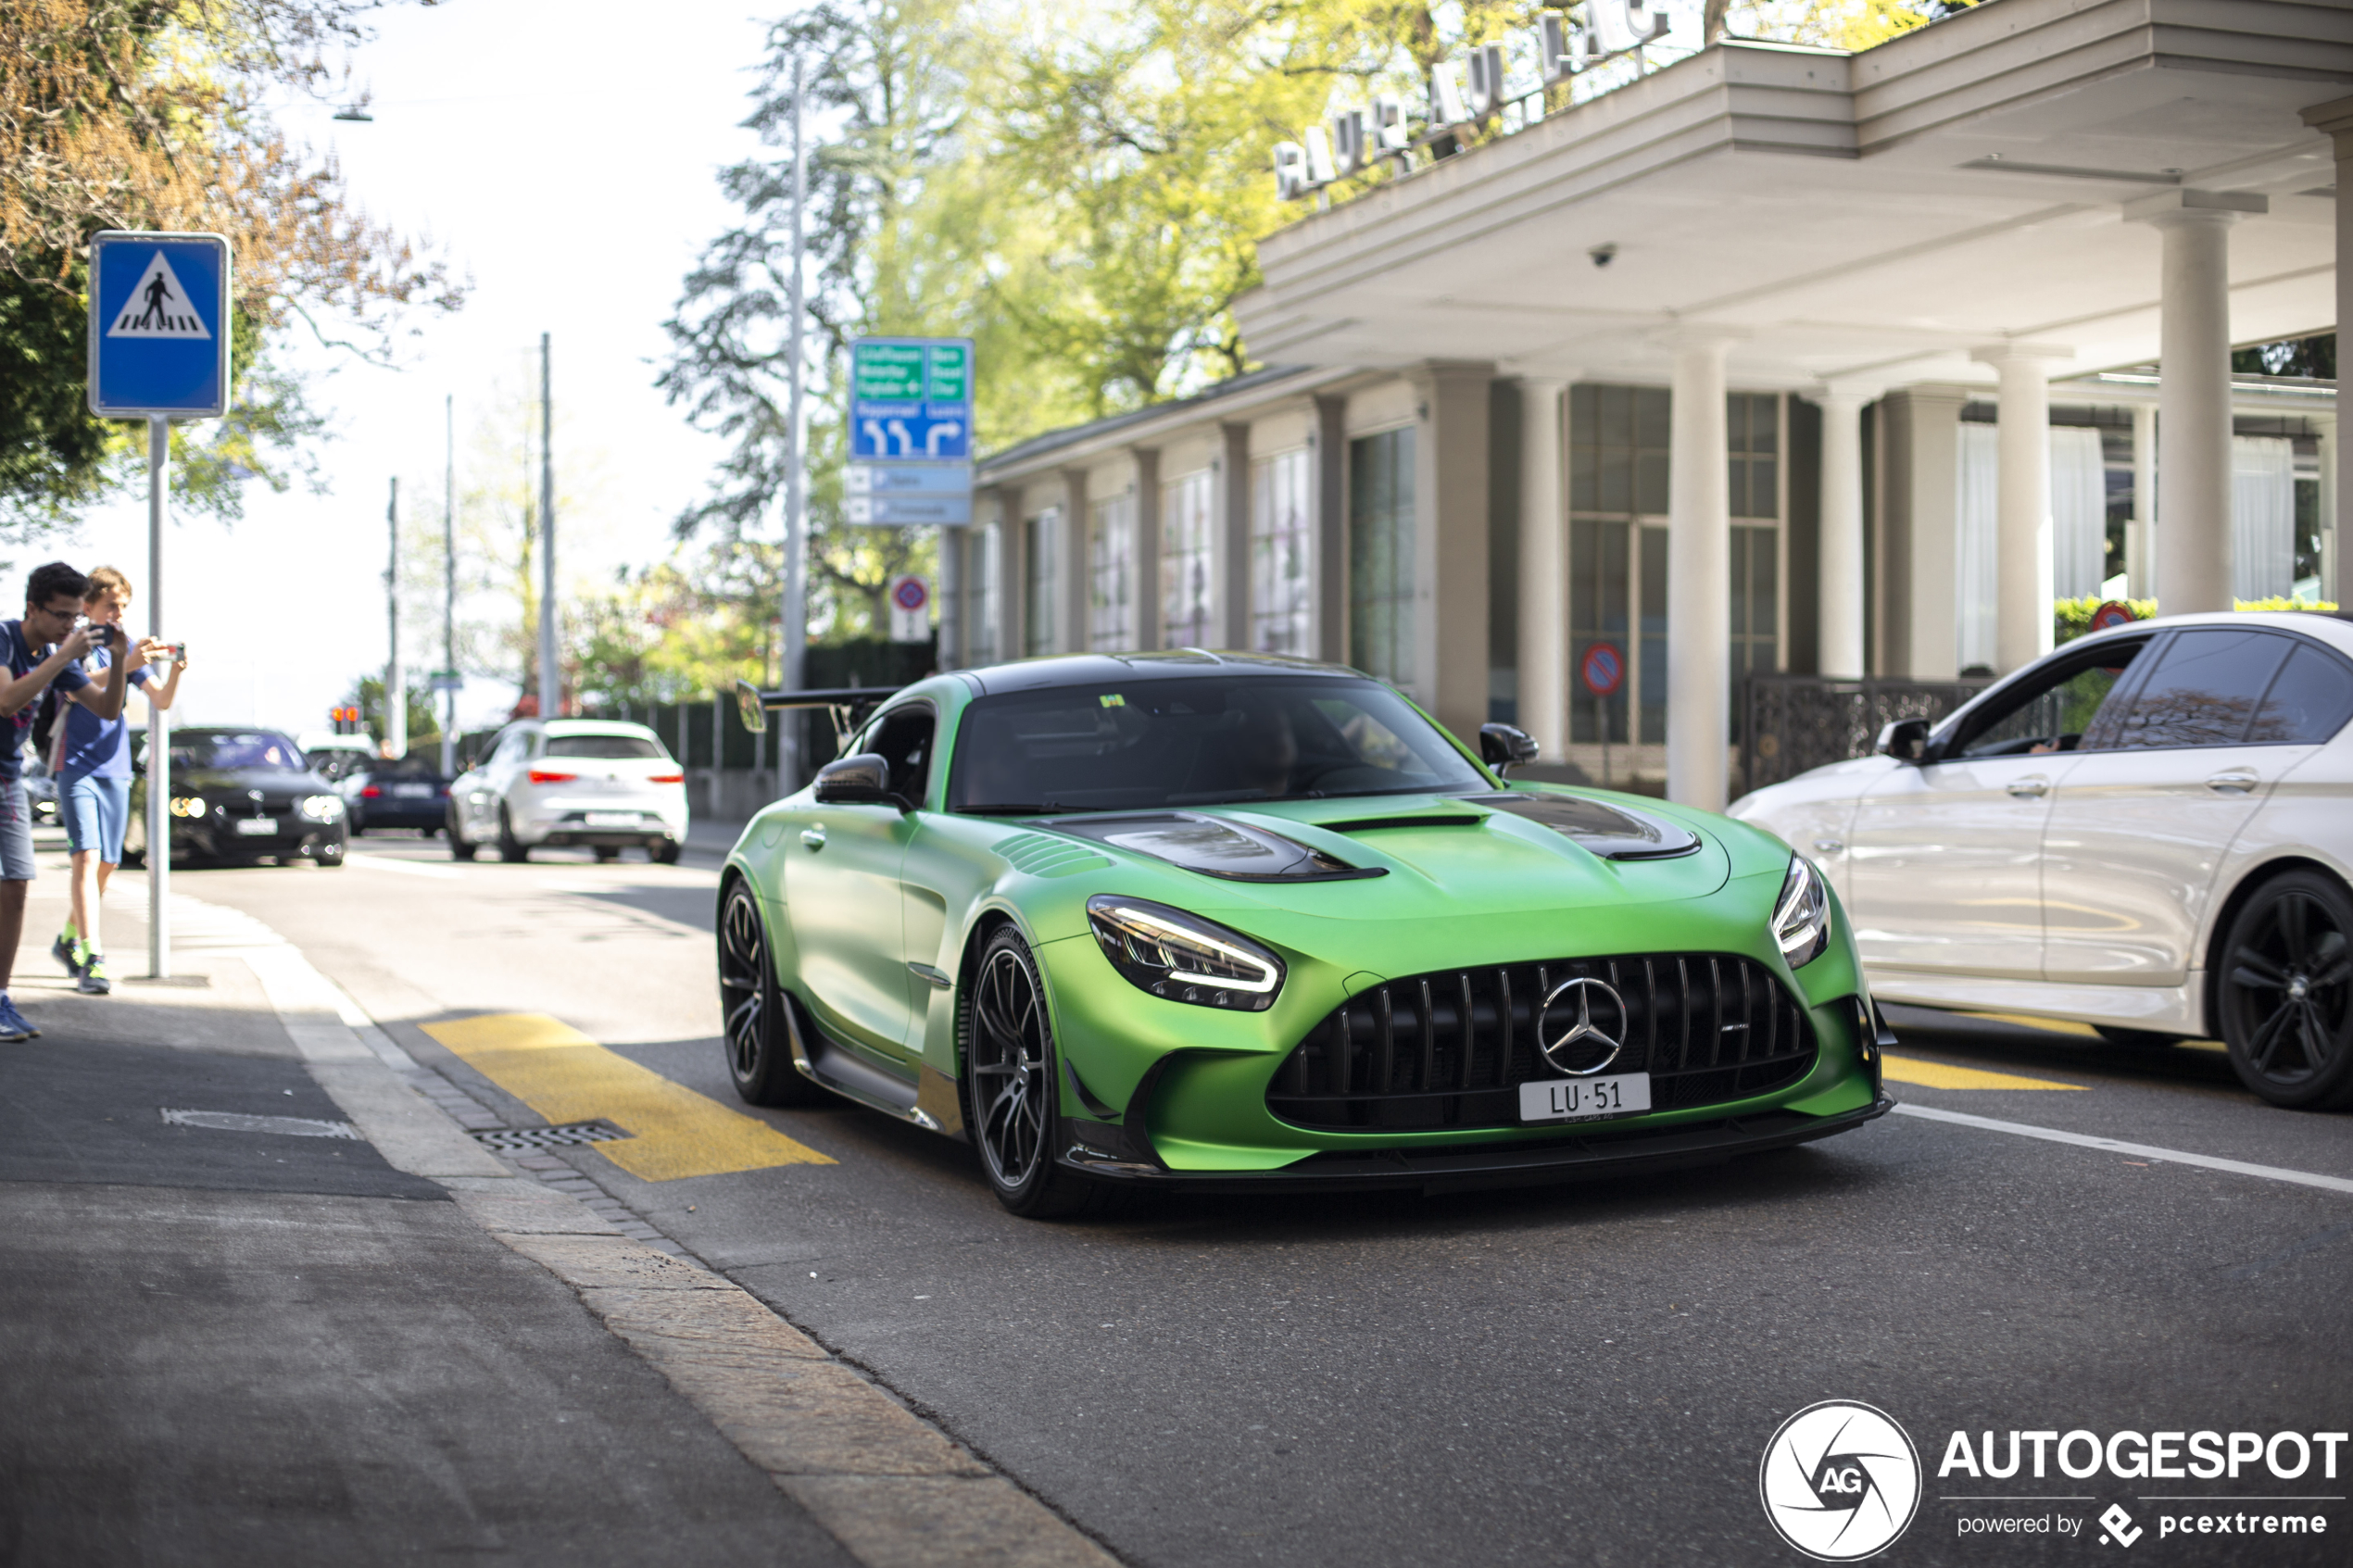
[448,719,687,864]
[1730,611,2353,1110]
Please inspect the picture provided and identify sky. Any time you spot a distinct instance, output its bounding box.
[64,0,779,738]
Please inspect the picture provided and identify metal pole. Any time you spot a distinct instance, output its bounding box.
[538,332,558,718]
[386,478,406,759]
[145,417,170,980]
[782,52,808,788]
[443,393,457,775]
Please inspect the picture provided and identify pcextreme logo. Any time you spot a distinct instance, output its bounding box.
[1760,1400,1924,1561]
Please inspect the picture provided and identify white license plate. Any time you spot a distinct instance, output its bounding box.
[392,784,433,798]
[583,811,641,828]
[233,817,278,837]
[1518,1073,1651,1123]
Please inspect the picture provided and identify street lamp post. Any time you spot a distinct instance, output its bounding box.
[538,332,558,720]
[443,393,457,775]
[781,52,808,790]
[386,477,405,758]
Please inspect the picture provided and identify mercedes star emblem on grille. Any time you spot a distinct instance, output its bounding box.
[1538,976,1628,1076]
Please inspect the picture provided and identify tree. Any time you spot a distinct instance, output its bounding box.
[2233,333,2334,381]
[0,1,461,532]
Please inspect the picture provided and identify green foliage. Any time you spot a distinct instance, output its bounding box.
[2053,595,2155,644]
[345,674,444,754]
[2232,333,2334,380]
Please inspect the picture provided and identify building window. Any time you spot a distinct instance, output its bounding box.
[1569,519,1630,744]
[972,521,1000,666]
[1730,524,1779,740]
[1728,393,1780,519]
[1569,385,1669,515]
[1348,428,1415,690]
[1089,492,1136,651]
[1251,448,1314,655]
[1024,507,1058,657]
[1162,470,1215,649]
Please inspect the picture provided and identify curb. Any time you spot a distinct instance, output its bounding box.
[184,892,1117,1568]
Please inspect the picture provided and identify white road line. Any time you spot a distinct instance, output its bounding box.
[1893,1103,2353,1196]
[346,853,466,880]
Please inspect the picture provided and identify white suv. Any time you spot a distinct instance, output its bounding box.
[448,719,687,863]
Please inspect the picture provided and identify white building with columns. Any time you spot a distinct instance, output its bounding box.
[939,0,2345,810]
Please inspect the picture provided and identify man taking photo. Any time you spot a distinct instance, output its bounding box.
[0,563,140,1041]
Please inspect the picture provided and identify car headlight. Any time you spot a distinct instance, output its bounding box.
[1085,896,1285,1011]
[1772,854,1831,968]
[170,796,207,818]
[300,795,345,822]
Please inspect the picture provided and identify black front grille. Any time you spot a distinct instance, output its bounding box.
[1268,953,1817,1132]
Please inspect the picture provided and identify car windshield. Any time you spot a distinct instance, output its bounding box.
[544,734,663,759]
[177,732,307,771]
[949,676,1490,813]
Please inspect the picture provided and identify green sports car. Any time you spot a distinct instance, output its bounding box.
[717,653,1891,1217]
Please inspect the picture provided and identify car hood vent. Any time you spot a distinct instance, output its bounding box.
[1040,812,1383,883]
[1321,813,1486,834]
[1467,793,1702,860]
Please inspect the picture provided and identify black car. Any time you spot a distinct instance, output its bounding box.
[126,726,347,867]
[343,754,452,835]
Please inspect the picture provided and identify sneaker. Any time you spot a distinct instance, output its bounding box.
[0,996,35,1041]
[51,932,84,978]
[77,955,110,997]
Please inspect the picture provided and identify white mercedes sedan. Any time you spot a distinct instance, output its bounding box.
[1730,611,2353,1110]
[448,719,687,864]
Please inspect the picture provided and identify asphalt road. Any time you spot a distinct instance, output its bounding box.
[114,830,2353,1567]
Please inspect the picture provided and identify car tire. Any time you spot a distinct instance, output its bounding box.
[594,846,620,863]
[497,807,529,863]
[652,840,681,865]
[2216,869,2353,1110]
[963,926,1128,1220]
[719,881,828,1108]
[2094,1025,2180,1049]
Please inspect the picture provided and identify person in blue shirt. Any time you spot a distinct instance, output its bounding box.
[51,566,182,996]
[0,562,136,1042]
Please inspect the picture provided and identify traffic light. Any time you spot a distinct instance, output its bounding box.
[329,704,362,734]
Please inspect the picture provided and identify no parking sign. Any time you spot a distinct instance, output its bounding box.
[1579,642,1626,698]
[887,574,931,643]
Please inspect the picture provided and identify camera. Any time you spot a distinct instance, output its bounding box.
[69,616,120,654]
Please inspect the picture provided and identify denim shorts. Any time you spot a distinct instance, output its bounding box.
[0,780,32,881]
[62,773,131,863]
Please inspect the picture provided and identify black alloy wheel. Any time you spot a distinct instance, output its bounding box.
[964,927,1125,1219]
[497,805,529,863]
[2217,869,2353,1110]
[719,882,826,1107]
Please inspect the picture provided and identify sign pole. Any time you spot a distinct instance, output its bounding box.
[146,416,171,980]
[781,49,808,789]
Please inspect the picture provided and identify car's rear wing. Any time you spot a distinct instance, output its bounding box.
[733,680,904,755]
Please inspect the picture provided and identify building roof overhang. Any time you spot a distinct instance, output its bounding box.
[1236,0,2350,395]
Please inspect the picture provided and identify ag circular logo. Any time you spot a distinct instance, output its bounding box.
[1758,1400,1921,1561]
[1537,976,1627,1076]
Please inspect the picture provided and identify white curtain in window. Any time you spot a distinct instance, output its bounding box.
[2232,435,2295,603]
[1955,423,1999,672]
[2049,426,2107,600]
[1089,494,1136,651]
[1161,470,1216,648]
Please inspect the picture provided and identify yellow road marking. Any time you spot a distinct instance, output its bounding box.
[1881,1054,2088,1091]
[423,1013,834,1180]
[1951,1010,2102,1037]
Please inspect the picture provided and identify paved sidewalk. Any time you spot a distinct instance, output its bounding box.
[0,872,856,1566]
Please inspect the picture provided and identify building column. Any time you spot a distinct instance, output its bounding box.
[1815,382,1876,679]
[1059,467,1091,654]
[1222,422,1253,649]
[1877,387,1967,680]
[1515,378,1569,758]
[1315,395,1347,664]
[1405,362,1493,745]
[2127,189,2265,613]
[2129,403,2156,599]
[1667,328,1742,811]
[994,487,1026,663]
[937,522,963,668]
[1130,446,1162,651]
[1970,344,2070,672]
[2303,99,2353,608]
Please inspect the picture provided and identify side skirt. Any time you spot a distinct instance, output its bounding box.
[780,993,945,1131]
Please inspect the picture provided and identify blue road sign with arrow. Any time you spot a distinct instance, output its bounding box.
[86,231,233,419]
[849,337,972,460]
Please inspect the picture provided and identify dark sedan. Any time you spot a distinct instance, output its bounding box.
[343,755,452,835]
[127,727,347,868]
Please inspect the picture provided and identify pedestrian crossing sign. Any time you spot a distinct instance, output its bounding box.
[86,231,233,419]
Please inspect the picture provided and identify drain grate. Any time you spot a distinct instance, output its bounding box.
[470,1121,632,1152]
[161,1108,363,1140]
